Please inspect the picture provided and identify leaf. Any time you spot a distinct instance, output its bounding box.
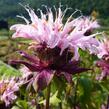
[78,77,93,103]
[39,91,61,106]
[11,106,20,109]
[100,84,109,94]
[0,60,21,78]
[50,91,61,105]
[51,76,66,94]
[16,100,28,109]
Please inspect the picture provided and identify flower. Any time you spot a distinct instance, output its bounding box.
[20,66,32,79]
[10,6,99,91]
[97,38,109,59]
[10,50,89,91]
[72,17,100,37]
[10,6,100,60]
[96,37,109,80]
[96,60,109,80]
[0,78,19,106]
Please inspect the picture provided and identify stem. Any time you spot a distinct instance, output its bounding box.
[74,78,79,109]
[46,84,51,109]
[59,102,62,109]
[106,95,109,109]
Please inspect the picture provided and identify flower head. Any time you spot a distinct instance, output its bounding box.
[0,78,19,106]
[96,60,109,80]
[96,37,109,80]
[97,37,109,59]
[10,6,100,60]
[10,6,99,91]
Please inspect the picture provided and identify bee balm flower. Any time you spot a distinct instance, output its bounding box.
[96,37,109,80]
[10,6,100,60]
[97,38,109,59]
[10,6,99,91]
[0,78,19,106]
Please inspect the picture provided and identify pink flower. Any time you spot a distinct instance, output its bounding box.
[10,6,98,91]
[10,6,100,60]
[95,37,109,80]
[101,104,106,109]
[0,78,19,106]
[20,66,32,79]
[97,38,109,58]
[96,60,109,80]
[72,17,100,31]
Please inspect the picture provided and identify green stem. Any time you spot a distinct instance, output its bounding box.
[46,84,51,109]
[59,102,62,109]
[106,95,109,109]
[74,78,79,109]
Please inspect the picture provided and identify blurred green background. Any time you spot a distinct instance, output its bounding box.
[0,0,109,26]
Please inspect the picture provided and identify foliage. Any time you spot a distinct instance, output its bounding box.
[0,0,109,19]
[0,60,21,78]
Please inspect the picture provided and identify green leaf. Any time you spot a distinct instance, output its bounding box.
[50,91,61,105]
[51,76,66,94]
[78,77,93,103]
[39,91,61,106]
[100,84,109,94]
[11,106,20,109]
[16,100,28,109]
[0,60,21,78]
